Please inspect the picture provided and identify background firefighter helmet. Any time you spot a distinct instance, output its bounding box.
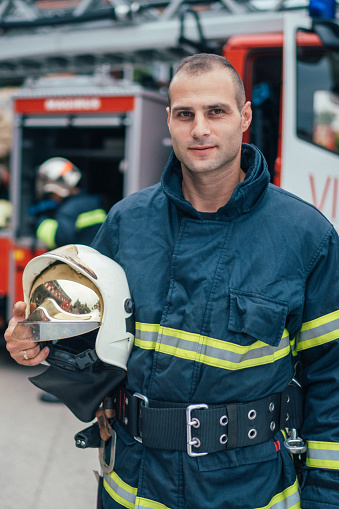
[11,244,135,421]
[36,157,82,199]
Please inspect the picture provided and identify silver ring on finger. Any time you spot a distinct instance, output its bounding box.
[23,350,29,361]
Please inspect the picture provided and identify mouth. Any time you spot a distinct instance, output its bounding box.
[188,145,216,155]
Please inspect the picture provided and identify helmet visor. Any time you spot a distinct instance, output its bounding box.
[12,277,102,342]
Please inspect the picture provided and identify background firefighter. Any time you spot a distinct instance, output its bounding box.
[29,157,107,250]
[28,156,108,403]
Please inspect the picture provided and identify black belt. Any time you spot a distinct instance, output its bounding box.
[113,382,303,457]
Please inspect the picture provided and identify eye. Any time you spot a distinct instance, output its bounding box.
[210,108,224,115]
[177,111,193,118]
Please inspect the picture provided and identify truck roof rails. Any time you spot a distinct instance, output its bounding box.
[0,0,335,83]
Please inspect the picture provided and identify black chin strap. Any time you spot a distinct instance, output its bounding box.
[47,346,99,372]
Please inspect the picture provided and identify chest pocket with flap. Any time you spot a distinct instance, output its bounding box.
[228,288,288,347]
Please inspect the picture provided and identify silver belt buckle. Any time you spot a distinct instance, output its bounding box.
[186,403,208,457]
[133,392,149,443]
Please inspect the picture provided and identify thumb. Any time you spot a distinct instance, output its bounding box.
[12,301,27,320]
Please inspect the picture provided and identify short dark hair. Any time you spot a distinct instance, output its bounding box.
[168,53,246,112]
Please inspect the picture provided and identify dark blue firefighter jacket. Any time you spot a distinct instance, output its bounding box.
[93,143,339,509]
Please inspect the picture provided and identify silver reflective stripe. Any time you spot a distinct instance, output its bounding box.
[103,471,137,508]
[268,490,300,509]
[308,448,339,462]
[296,310,339,352]
[103,472,172,509]
[306,441,339,469]
[135,323,290,370]
[104,468,299,509]
[256,479,300,509]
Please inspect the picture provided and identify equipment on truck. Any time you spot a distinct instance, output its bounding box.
[5,75,171,321]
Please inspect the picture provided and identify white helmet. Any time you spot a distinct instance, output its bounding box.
[36,157,82,199]
[12,244,134,421]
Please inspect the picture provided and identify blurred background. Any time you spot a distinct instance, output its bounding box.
[0,347,98,509]
[0,0,338,507]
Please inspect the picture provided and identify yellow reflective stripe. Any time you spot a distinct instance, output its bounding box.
[256,478,300,509]
[103,468,300,509]
[103,471,137,508]
[296,310,339,352]
[75,208,106,229]
[134,323,291,371]
[135,497,171,509]
[36,218,58,249]
[280,429,288,440]
[103,471,172,509]
[289,337,298,357]
[306,440,339,469]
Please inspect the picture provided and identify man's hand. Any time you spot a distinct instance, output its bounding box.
[4,301,49,366]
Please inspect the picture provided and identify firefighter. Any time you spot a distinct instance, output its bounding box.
[5,54,339,508]
[29,157,107,250]
[30,157,108,403]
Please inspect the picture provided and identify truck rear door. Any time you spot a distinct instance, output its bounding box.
[281,12,339,231]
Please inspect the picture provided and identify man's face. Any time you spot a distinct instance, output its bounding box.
[167,68,252,177]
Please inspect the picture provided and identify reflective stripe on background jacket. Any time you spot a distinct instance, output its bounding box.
[37,191,107,249]
[92,143,339,509]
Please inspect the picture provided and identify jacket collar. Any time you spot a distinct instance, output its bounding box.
[161,143,270,221]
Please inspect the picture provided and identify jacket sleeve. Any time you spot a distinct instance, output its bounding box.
[297,225,339,509]
[36,211,75,249]
[91,205,119,259]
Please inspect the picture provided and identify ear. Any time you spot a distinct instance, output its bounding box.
[241,101,252,133]
[166,106,171,130]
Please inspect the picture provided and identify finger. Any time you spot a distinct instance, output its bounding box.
[15,346,49,367]
[21,345,42,361]
[6,337,39,358]
[6,337,39,353]
[20,346,49,366]
[4,301,27,344]
[13,301,27,319]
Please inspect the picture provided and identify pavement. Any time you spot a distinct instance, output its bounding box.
[0,347,99,509]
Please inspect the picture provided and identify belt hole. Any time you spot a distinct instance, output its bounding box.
[270,421,276,431]
[248,409,257,420]
[124,417,128,425]
[191,418,200,429]
[219,434,228,445]
[248,428,257,439]
[269,402,275,412]
[220,415,228,426]
[286,413,290,422]
[192,437,201,448]
[286,395,290,403]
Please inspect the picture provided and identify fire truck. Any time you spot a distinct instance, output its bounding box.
[0,0,338,334]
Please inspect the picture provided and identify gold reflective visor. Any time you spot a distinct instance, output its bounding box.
[11,263,103,342]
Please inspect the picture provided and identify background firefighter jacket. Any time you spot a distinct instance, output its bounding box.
[32,191,107,249]
[92,143,339,509]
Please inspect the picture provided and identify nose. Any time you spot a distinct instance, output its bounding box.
[191,113,211,139]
